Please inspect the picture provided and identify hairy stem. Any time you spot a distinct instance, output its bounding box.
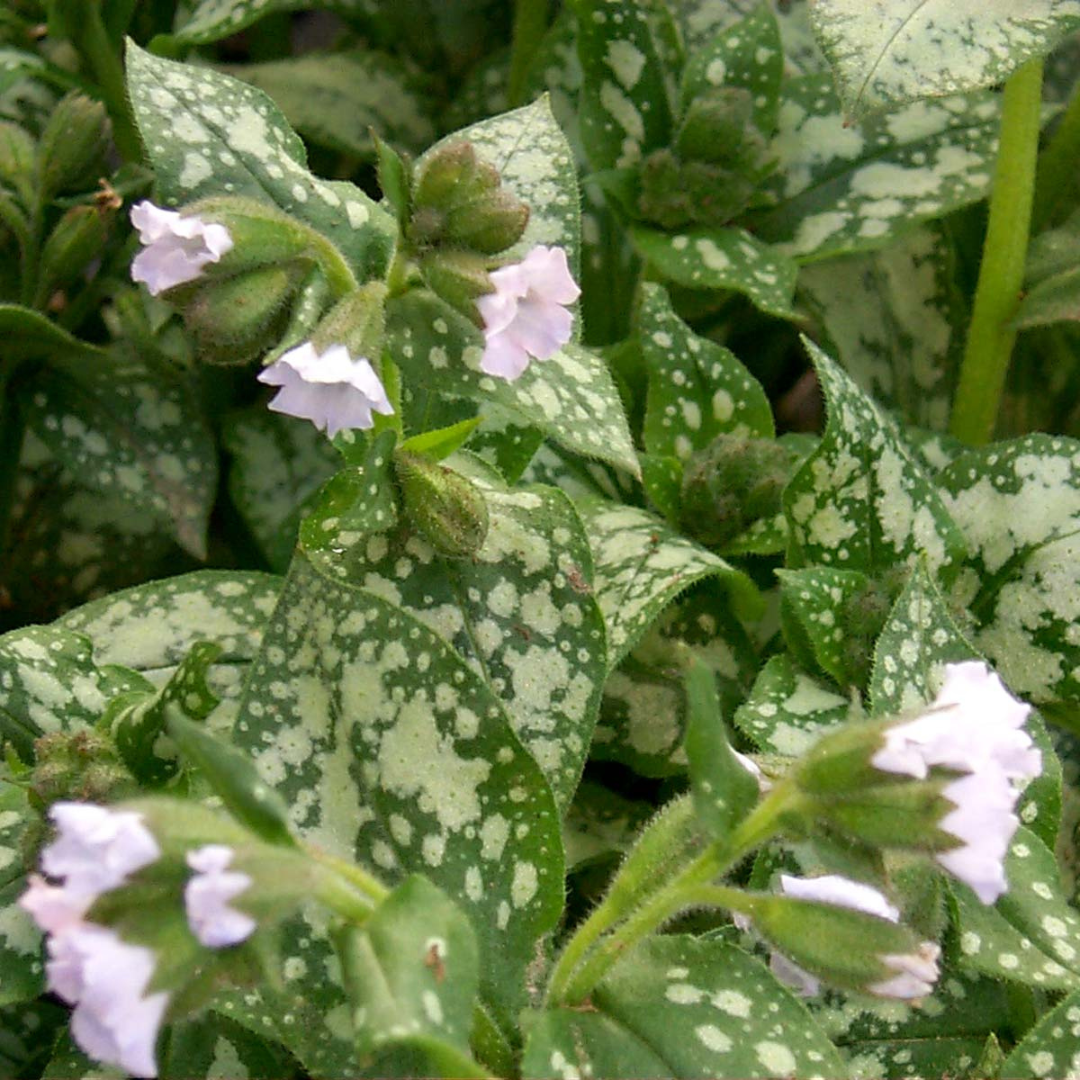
[79,5,143,163]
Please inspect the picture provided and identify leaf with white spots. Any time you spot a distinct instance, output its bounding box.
[223,408,340,573]
[572,934,847,1078]
[232,552,564,1022]
[577,499,754,670]
[733,654,850,758]
[1000,987,1080,1079]
[570,0,674,172]
[160,1012,300,1080]
[630,225,798,318]
[172,0,312,43]
[752,75,1000,261]
[951,827,1080,991]
[337,876,481,1068]
[563,779,656,870]
[783,340,967,584]
[809,0,1080,118]
[940,434,1080,706]
[523,1010,670,1079]
[0,780,45,1005]
[23,348,218,559]
[126,42,394,280]
[641,283,774,463]
[387,291,638,477]
[801,223,965,432]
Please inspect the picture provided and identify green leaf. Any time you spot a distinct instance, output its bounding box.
[231,552,564,1019]
[126,41,394,280]
[401,418,482,462]
[563,778,656,870]
[570,0,674,172]
[336,876,480,1067]
[783,340,967,584]
[939,433,1080,704]
[640,283,773,462]
[387,292,639,476]
[23,348,217,558]
[630,225,798,318]
[227,50,435,158]
[523,1010,670,1079]
[800,223,965,432]
[1014,265,1080,328]
[0,1001,65,1075]
[161,1012,300,1080]
[752,75,1000,261]
[1001,987,1080,1078]
[809,0,1080,117]
[0,781,44,1005]
[577,498,754,670]
[0,304,103,362]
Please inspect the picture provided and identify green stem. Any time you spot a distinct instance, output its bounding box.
[385,247,412,298]
[77,5,142,163]
[507,0,549,108]
[949,59,1044,446]
[1033,78,1080,232]
[307,846,390,907]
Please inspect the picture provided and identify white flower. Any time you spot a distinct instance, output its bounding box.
[184,845,256,948]
[130,200,233,296]
[476,245,580,381]
[19,873,92,934]
[48,923,169,1078]
[773,874,940,1000]
[872,661,1041,904]
[42,803,161,899]
[257,341,394,437]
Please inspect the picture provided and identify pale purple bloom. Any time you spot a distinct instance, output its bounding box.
[873,661,1041,904]
[19,874,91,934]
[258,342,394,437]
[130,200,233,296]
[476,245,580,380]
[184,845,256,948]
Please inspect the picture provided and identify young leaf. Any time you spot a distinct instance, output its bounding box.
[1000,987,1080,1078]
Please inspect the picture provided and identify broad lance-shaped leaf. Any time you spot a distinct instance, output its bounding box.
[783,340,967,584]
[172,0,307,43]
[1001,987,1080,1078]
[523,935,846,1079]
[752,75,1000,261]
[305,451,606,812]
[231,550,564,1021]
[126,41,393,280]
[0,782,46,1005]
[940,434,1080,705]
[809,0,1080,118]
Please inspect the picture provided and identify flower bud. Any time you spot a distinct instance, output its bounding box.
[0,121,35,201]
[39,204,112,296]
[31,729,134,806]
[37,93,110,198]
[394,451,490,558]
[419,248,493,324]
[312,281,388,360]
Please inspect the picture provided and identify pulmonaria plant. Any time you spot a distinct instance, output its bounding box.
[129,201,233,296]
[183,845,256,948]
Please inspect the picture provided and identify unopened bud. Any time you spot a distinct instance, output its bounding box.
[312,280,388,360]
[39,204,112,295]
[38,93,110,197]
[0,121,35,199]
[31,730,134,806]
[394,451,489,558]
[419,249,493,325]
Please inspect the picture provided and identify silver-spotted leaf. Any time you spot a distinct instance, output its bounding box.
[1001,987,1080,1078]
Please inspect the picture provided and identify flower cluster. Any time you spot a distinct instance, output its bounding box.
[20,803,255,1077]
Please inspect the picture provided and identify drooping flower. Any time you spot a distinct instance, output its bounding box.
[130,200,233,296]
[476,245,580,381]
[184,845,256,948]
[257,341,394,437]
[872,661,1041,904]
[773,874,940,1000]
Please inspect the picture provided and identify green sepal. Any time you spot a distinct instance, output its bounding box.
[36,92,110,198]
[311,280,388,360]
[393,451,490,558]
[793,716,893,796]
[815,781,959,853]
[374,131,412,234]
[399,417,481,462]
[418,248,493,325]
[38,204,112,298]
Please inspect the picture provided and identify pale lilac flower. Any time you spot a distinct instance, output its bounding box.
[19,874,91,934]
[184,845,256,948]
[130,200,233,296]
[872,661,1041,904]
[476,245,580,380]
[258,342,394,437]
[773,874,940,1000]
[42,803,161,899]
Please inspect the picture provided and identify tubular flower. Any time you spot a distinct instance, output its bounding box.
[130,200,233,295]
[184,845,257,948]
[258,341,394,437]
[476,245,580,380]
[873,661,1041,904]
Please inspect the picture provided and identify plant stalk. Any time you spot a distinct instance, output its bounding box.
[949,59,1044,446]
[78,4,143,163]
[507,0,549,108]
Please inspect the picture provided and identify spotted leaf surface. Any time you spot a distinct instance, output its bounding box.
[584,935,847,1078]
[523,1010,670,1079]
[783,341,967,584]
[753,75,999,261]
[940,434,1080,705]
[809,0,1080,117]
[1001,988,1080,1079]
[0,781,44,1006]
[232,553,564,1016]
[23,350,217,559]
[160,1012,300,1080]
[173,0,312,43]
[563,779,655,869]
[952,827,1080,991]
[570,0,674,172]
[631,225,798,318]
[801,223,965,432]
[641,283,773,462]
[307,455,606,811]
[126,42,393,279]
[577,499,751,670]
[733,654,849,758]
[387,292,638,476]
